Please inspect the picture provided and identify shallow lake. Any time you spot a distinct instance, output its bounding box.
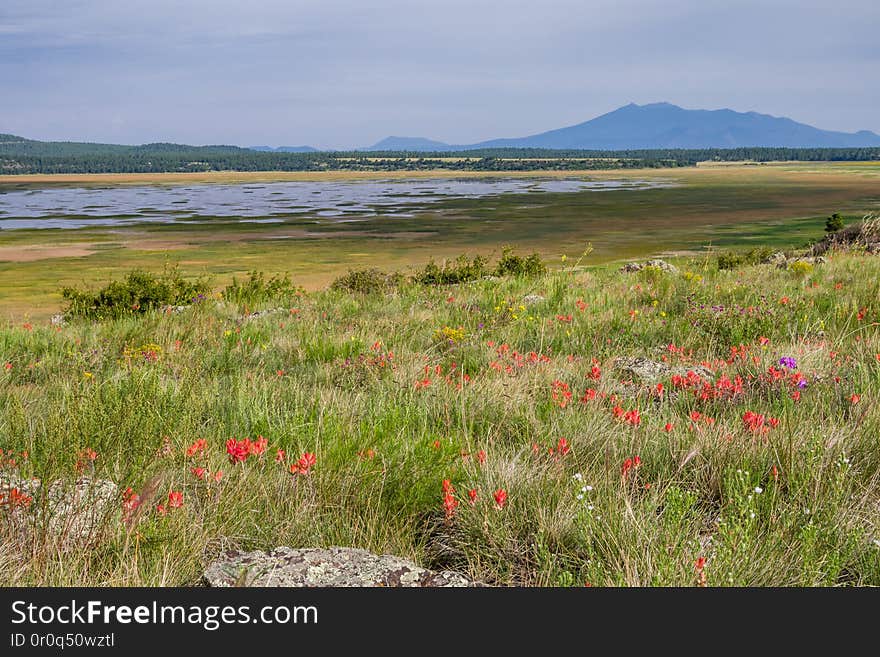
[0,178,673,230]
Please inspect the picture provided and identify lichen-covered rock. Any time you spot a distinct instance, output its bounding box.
[616,357,713,384]
[160,305,191,314]
[620,259,678,274]
[617,357,670,382]
[203,547,477,587]
[778,256,826,269]
[762,252,788,266]
[46,477,118,546]
[522,294,545,305]
[243,308,286,321]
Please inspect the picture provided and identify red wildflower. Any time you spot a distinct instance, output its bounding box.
[621,455,641,479]
[694,557,706,572]
[476,450,487,465]
[275,448,286,462]
[468,489,478,505]
[664,423,675,432]
[443,492,459,520]
[121,487,140,523]
[291,452,317,475]
[442,479,455,494]
[191,467,207,480]
[226,438,251,463]
[580,388,597,403]
[589,365,602,380]
[213,470,224,482]
[493,488,508,509]
[3,362,11,372]
[624,409,641,426]
[168,490,184,509]
[2,487,33,508]
[186,438,207,458]
[850,394,861,405]
[556,437,571,457]
[249,435,268,456]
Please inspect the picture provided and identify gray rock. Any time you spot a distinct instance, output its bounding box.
[203,547,476,587]
[616,357,670,382]
[46,477,118,546]
[779,256,826,269]
[620,259,679,274]
[521,294,545,305]
[50,314,67,326]
[762,251,787,266]
[616,357,713,384]
[160,305,191,314]
[243,308,286,320]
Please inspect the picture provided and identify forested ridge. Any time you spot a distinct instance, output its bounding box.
[1,133,878,174]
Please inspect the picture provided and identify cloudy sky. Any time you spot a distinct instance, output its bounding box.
[2,0,878,149]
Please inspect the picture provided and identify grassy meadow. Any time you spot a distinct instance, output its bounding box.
[1,242,879,586]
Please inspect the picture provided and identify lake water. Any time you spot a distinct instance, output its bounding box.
[0,178,673,230]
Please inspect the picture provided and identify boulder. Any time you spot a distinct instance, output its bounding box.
[46,477,119,546]
[778,256,827,269]
[762,252,788,266]
[203,547,476,587]
[620,259,678,274]
[616,357,713,384]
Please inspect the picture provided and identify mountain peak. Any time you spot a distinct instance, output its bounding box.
[367,103,880,151]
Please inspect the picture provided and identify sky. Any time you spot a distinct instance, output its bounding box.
[2,0,878,149]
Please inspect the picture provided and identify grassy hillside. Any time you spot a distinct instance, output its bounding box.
[1,249,878,586]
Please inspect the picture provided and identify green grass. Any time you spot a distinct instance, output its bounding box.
[1,249,879,586]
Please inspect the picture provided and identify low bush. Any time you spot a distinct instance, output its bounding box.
[411,254,489,285]
[61,268,209,319]
[716,246,776,270]
[331,268,403,294]
[221,271,302,305]
[493,246,547,278]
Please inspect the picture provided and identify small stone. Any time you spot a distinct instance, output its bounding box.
[522,294,545,305]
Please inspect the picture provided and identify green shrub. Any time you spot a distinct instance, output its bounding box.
[411,254,489,285]
[493,246,547,278]
[222,271,302,305]
[825,212,844,233]
[716,246,776,270]
[331,269,403,294]
[61,268,210,320]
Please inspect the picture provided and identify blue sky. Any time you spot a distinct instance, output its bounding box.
[2,0,878,149]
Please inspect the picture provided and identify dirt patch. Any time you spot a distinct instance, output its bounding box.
[0,244,95,262]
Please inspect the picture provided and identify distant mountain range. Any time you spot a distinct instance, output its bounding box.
[362,102,880,151]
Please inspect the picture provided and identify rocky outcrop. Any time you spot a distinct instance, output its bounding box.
[615,357,713,384]
[46,477,118,544]
[773,255,827,269]
[620,259,679,274]
[203,547,477,587]
[0,475,117,549]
